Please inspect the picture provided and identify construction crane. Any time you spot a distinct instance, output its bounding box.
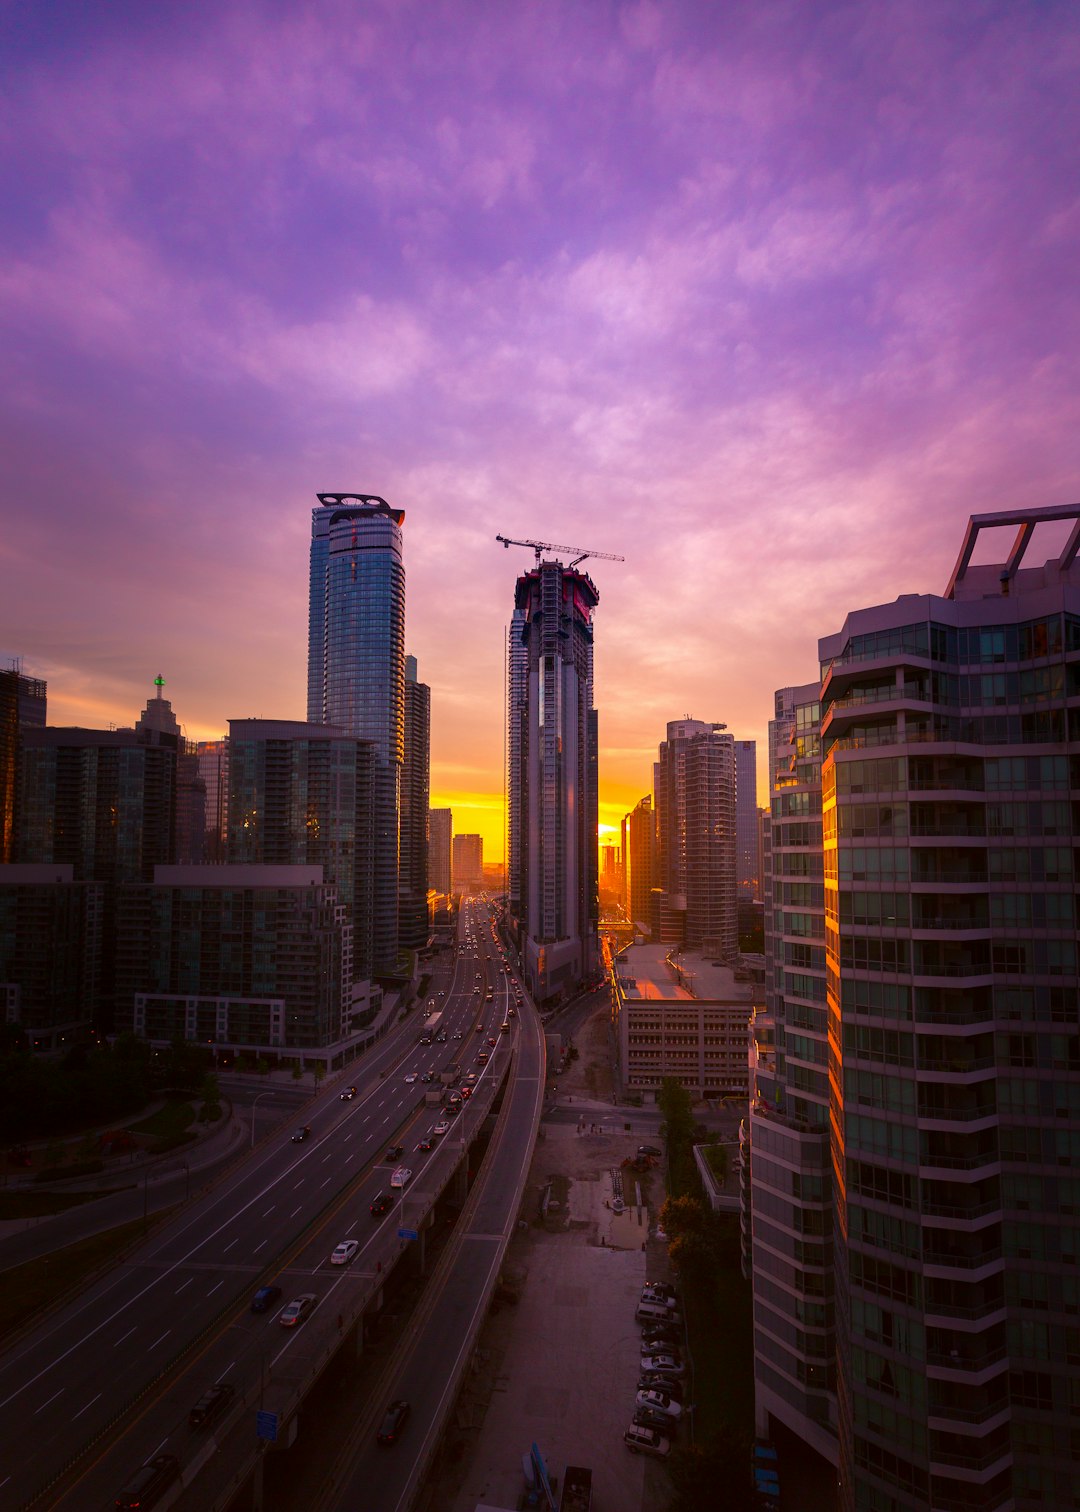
[495,534,625,570]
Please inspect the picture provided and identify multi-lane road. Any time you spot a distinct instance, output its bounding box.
[0,899,532,1512]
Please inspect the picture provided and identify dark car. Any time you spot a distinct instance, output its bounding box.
[639,1373,684,1401]
[188,1380,235,1429]
[418,1134,434,1151]
[376,1398,411,1445]
[339,1086,357,1100]
[642,1326,681,1349]
[386,1143,404,1161]
[370,1191,392,1216]
[250,1284,283,1314]
[638,1144,663,1157]
[290,1125,312,1143]
[114,1453,180,1509]
[634,1405,679,1439]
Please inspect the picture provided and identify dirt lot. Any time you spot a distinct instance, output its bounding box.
[420,1004,676,1512]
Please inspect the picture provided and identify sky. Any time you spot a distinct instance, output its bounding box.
[3,0,1079,862]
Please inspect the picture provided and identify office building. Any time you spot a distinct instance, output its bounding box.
[507,607,527,919]
[226,719,375,983]
[0,863,102,1049]
[399,656,430,949]
[197,738,230,862]
[0,665,46,864]
[736,738,759,900]
[654,719,737,959]
[307,492,405,973]
[135,678,205,864]
[625,794,655,932]
[508,558,599,1003]
[429,807,452,895]
[749,505,1080,1512]
[452,833,483,893]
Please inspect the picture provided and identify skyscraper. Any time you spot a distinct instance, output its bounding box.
[428,807,452,895]
[507,606,527,919]
[307,493,405,973]
[399,656,431,949]
[750,504,1080,1512]
[735,738,759,900]
[196,737,229,862]
[654,719,737,959]
[0,664,46,863]
[625,793,655,931]
[508,558,599,1003]
[452,833,483,893]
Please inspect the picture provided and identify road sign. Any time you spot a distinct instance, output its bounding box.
[256,1410,278,1442]
[398,1227,418,1240]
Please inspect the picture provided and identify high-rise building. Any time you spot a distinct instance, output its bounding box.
[507,606,527,919]
[508,558,599,1003]
[0,864,102,1050]
[452,833,483,893]
[225,719,374,983]
[135,678,205,865]
[0,665,46,864]
[750,504,1080,1512]
[399,656,431,950]
[197,738,230,862]
[654,719,737,959]
[735,738,759,900]
[307,492,405,973]
[429,807,452,895]
[625,794,655,932]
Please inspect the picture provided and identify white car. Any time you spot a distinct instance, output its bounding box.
[330,1239,360,1266]
[640,1353,685,1377]
[432,1120,451,1136]
[635,1388,682,1419]
[404,1071,418,1084]
[389,1166,413,1189]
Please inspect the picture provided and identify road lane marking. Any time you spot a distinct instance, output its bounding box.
[34,1389,64,1414]
[223,1238,238,1253]
[207,1280,224,1295]
[175,1277,193,1294]
[254,1240,267,1253]
[113,1327,137,1349]
[72,1393,100,1420]
[290,1206,303,1217]
[262,1206,276,1216]
[149,1330,171,1350]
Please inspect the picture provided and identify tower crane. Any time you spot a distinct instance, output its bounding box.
[495,534,625,570]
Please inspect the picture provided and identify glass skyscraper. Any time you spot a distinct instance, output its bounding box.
[308,493,405,973]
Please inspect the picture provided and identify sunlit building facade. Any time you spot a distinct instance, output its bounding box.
[654,719,737,959]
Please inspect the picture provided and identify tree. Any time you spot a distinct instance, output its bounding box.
[667,1429,757,1512]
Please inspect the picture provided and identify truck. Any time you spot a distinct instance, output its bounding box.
[424,1085,445,1106]
[418,1010,442,1046]
[559,1465,592,1512]
[439,1062,461,1086]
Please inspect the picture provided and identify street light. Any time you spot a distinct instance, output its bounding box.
[251,1091,277,1148]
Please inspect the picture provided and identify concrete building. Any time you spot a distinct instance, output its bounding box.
[135,678,205,864]
[399,656,431,949]
[508,559,600,1004]
[452,833,483,893]
[736,738,759,900]
[307,493,405,973]
[117,864,361,1061]
[625,794,655,933]
[654,719,737,959]
[610,942,753,1101]
[0,665,46,864]
[749,504,1080,1512]
[429,807,452,895]
[196,737,230,862]
[226,719,375,984]
[507,606,527,920]
[0,863,102,1049]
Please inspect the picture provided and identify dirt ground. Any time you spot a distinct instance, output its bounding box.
[420,1002,674,1512]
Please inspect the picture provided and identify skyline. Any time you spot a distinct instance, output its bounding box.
[3,1,1080,860]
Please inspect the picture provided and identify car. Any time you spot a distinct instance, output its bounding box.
[477,1051,489,1064]
[639,1373,684,1401]
[404,1071,418,1084]
[641,1353,685,1377]
[279,1293,317,1328]
[473,986,481,995]
[445,1100,461,1116]
[501,1020,510,1031]
[188,1381,236,1429]
[250,1283,283,1313]
[438,989,446,996]
[643,1280,677,1298]
[339,1085,358,1101]
[389,1166,412,1188]
[417,1133,434,1151]
[487,1036,497,1046]
[370,1191,392,1216]
[330,1239,359,1266]
[641,1328,681,1350]
[114,1453,181,1509]
[386,1144,404,1160]
[635,1405,679,1438]
[461,1086,472,1099]
[376,1398,411,1446]
[623,1423,670,1458]
[290,1125,312,1142]
[508,1006,516,1017]
[420,1071,434,1083]
[453,1030,464,1039]
[475,1023,484,1033]
[636,1387,683,1419]
[638,1144,662,1157]
[433,1120,450,1136]
[464,1072,478,1084]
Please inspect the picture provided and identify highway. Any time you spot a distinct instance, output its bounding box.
[0,899,527,1512]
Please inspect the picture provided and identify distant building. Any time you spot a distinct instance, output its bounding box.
[0,863,102,1050]
[135,678,205,864]
[507,607,527,919]
[307,493,405,972]
[0,665,46,864]
[399,656,430,949]
[654,719,737,959]
[452,833,483,893]
[429,807,452,895]
[735,738,758,900]
[197,738,230,862]
[625,794,655,932]
[507,558,600,1003]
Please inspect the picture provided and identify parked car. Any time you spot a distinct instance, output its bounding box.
[250,1284,282,1314]
[642,1280,677,1298]
[278,1294,317,1328]
[330,1239,359,1265]
[339,1086,357,1100]
[290,1125,312,1143]
[188,1381,235,1429]
[641,1326,681,1349]
[639,1373,684,1401]
[623,1423,670,1458]
[114,1453,181,1509]
[376,1398,411,1446]
[635,1405,679,1438]
[637,1144,662,1157]
[640,1353,685,1377]
[636,1387,682,1419]
[370,1191,392,1216]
